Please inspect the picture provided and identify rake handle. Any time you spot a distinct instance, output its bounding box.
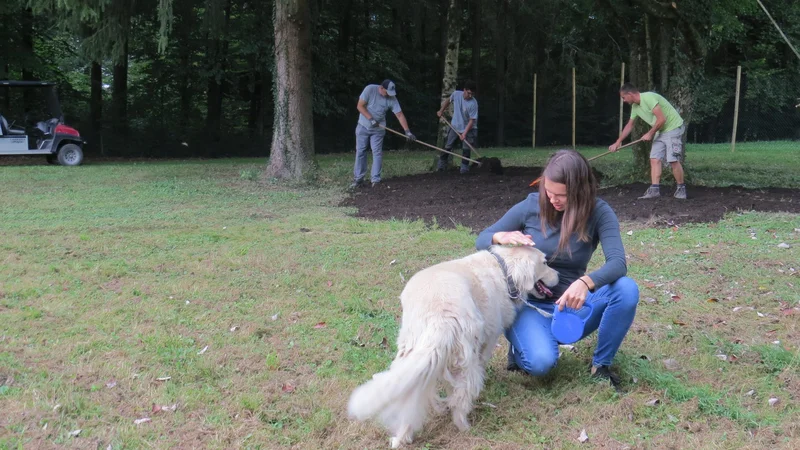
[379,124,482,166]
[439,117,482,159]
[528,139,644,187]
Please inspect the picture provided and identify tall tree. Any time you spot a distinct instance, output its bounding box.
[267,0,315,180]
[494,0,508,146]
[437,0,462,147]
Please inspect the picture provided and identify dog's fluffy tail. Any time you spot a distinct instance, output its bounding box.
[348,334,450,424]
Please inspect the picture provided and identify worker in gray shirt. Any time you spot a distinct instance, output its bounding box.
[350,79,416,189]
[437,80,478,173]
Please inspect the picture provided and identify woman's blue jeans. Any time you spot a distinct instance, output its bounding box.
[505,276,639,376]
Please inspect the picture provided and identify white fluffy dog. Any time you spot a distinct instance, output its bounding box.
[348,245,559,447]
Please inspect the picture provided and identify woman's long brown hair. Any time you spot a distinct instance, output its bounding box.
[538,149,598,257]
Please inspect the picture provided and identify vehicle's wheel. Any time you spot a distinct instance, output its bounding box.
[46,154,58,165]
[57,143,84,166]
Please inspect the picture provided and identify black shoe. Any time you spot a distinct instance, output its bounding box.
[590,365,621,391]
[348,180,364,190]
[507,346,522,372]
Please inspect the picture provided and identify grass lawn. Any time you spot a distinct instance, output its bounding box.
[1,142,799,449]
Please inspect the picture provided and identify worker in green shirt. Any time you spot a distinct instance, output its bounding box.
[609,83,687,200]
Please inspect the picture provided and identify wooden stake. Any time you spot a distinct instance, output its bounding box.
[619,62,625,133]
[532,73,537,148]
[732,65,742,153]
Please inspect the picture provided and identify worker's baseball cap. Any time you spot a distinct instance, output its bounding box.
[381,79,397,96]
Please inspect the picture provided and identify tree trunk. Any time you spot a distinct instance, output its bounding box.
[267,0,315,180]
[205,0,231,145]
[495,0,507,146]
[659,20,670,93]
[470,0,480,86]
[177,0,195,131]
[644,15,653,91]
[21,8,35,115]
[437,0,461,147]
[90,61,103,143]
[112,40,129,135]
[627,31,651,174]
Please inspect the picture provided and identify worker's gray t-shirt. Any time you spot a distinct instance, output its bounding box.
[475,194,627,300]
[450,90,478,133]
[357,85,402,128]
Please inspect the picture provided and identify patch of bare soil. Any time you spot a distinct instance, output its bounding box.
[341,166,800,230]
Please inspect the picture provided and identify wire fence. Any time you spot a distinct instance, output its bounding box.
[528,65,800,152]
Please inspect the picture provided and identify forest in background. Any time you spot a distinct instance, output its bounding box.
[1,0,799,158]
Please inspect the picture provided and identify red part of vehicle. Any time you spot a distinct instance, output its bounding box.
[55,124,80,137]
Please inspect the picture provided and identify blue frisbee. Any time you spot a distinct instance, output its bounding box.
[551,303,594,344]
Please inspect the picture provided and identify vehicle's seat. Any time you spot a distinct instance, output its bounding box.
[0,115,25,135]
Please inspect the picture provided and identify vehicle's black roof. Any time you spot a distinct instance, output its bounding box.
[0,80,57,87]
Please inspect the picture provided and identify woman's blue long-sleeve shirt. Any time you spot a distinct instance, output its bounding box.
[475,193,627,300]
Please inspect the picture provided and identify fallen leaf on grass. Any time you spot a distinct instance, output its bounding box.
[672,320,686,326]
[768,397,779,406]
[271,313,279,321]
[134,417,151,425]
[559,344,576,353]
[230,326,239,332]
[197,345,209,355]
[106,381,117,389]
[152,403,178,413]
[156,376,171,382]
[313,322,327,329]
[481,402,497,408]
[745,389,755,396]
[390,259,397,265]
[639,354,651,361]
[327,281,333,287]
[670,294,681,301]
[626,230,633,236]
[782,308,797,316]
[663,359,680,371]
[777,243,791,249]
[707,298,719,303]
[645,399,660,406]
[53,404,62,412]
[578,429,589,443]
[757,312,765,318]
[380,336,389,349]
[69,429,81,437]
[282,383,295,393]
[715,354,728,361]
[728,354,739,362]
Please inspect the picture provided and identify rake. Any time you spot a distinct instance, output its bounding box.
[528,139,644,187]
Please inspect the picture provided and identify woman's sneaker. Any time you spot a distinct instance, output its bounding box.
[590,365,621,391]
[507,346,522,372]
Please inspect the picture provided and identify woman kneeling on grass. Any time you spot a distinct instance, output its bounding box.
[475,149,639,389]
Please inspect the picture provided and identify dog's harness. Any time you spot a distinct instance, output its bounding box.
[488,248,554,318]
[488,249,521,301]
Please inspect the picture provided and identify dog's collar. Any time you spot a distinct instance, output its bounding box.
[488,249,521,301]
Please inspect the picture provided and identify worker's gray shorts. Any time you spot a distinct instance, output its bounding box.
[650,124,685,163]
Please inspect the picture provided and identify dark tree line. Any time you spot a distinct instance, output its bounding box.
[1,0,798,162]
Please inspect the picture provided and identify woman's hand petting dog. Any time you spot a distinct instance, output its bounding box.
[556,279,590,311]
[492,231,535,246]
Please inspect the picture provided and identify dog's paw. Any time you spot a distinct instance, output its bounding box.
[452,413,471,432]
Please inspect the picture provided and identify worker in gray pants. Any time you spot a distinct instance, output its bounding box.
[350,79,416,189]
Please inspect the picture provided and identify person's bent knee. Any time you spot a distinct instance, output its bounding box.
[517,352,558,377]
[611,276,639,309]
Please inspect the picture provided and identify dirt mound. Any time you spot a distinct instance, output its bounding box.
[342,166,800,231]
